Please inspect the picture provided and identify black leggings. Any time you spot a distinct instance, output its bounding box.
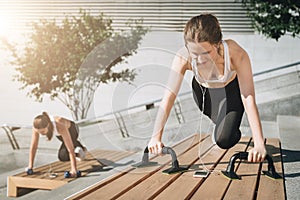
[192,76,244,149]
[56,121,85,161]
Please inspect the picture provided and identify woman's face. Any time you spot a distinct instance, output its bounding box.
[35,125,48,135]
[186,41,219,65]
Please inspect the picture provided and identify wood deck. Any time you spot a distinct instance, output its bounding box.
[7,149,134,197]
[67,134,286,200]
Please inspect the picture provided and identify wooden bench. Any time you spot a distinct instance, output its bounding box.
[67,134,286,200]
[7,149,134,197]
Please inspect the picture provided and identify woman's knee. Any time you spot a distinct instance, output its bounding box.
[214,110,243,149]
[58,148,69,161]
[215,129,241,149]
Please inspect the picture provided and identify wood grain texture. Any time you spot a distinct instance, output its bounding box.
[7,149,133,197]
[190,137,251,199]
[256,138,285,200]
[67,135,286,200]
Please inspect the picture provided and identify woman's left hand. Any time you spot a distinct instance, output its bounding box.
[248,145,267,162]
[70,169,78,178]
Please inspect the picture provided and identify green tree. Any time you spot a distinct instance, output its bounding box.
[243,0,300,40]
[2,10,148,120]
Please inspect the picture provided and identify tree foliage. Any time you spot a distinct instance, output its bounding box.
[3,10,149,120]
[243,0,300,40]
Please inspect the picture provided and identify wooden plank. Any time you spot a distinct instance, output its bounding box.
[62,154,104,181]
[52,151,107,181]
[155,139,227,199]
[120,135,224,199]
[118,135,213,199]
[7,176,67,197]
[7,176,17,197]
[67,134,204,200]
[94,151,134,165]
[7,154,101,197]
[13,161,68,180]
[15,160,64,177]
[90,149,122,161]
[222,141,261,199]
[38,162,69,179]
[7,148,133,197]
[68,136,286,200]
[110,151,135,161]
[72,134,202,200]
[256,138,285,200]
[8,176,67,190]
[190,137,252,199]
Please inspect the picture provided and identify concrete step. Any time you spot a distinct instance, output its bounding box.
[261,120,280,138]
[240,118,279,139]
[277,115,300,200]
[254,69,300,121]
[255,70,300,104]
[277,115,300,150]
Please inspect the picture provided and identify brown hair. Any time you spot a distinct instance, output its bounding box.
[33,112,54,140]
[184,14,222,45]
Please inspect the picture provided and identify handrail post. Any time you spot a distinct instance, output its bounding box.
[2,126,20,150]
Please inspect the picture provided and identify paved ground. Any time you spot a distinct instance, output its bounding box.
[278,115,300,200]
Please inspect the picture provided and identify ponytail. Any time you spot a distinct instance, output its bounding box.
[42,112,54,140]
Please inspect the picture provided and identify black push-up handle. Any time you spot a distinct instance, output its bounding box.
[222,152,282,180]
[64,170,81,178]
[131,146,159,168]
[162,147,180,169]
[161,146,189,174]
[132,146,188,174]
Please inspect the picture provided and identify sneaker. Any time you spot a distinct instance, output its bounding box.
[75,147,86,161]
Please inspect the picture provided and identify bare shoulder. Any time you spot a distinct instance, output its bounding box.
[225,39,246,54]
[173,46,191,72]
[225,39,249,69]
[54,116,71,130]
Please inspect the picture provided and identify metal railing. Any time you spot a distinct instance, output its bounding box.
[3,60,300,149]
[253,61,300,77]
[80,60,300,136]
[1,126,21,150]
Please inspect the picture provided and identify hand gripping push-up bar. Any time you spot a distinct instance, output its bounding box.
[221,152,282,180]
[132,146,189,174]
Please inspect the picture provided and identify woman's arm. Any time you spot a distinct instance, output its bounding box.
[148,47,189,154]
[28,130,39,169]
[56,117,78,176]
[229,40,266,162]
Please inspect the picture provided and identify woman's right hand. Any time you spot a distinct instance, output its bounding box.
[148,138,164,155]
[25,167,34,175]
